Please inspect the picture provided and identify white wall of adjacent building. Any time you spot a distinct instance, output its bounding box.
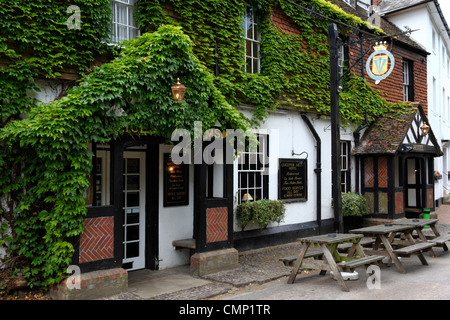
[383,1,450,203]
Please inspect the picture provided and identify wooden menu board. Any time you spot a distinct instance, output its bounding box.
[278,159,307,201]
[163,153,189,207]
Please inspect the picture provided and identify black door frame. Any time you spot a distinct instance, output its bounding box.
[114,136,163,271]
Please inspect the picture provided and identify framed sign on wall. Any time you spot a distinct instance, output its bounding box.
[278,158,307,202]
[163,153,189,207]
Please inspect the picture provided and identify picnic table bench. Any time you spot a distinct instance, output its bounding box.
[279,251,324,267]
[350,224,435,274]
[392,219,439,257]
[429,233,450,251]
[285,233,384,292]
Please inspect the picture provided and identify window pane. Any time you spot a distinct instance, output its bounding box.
[127,225,139,241]
[127,175,139,191]
[127,192,139,207]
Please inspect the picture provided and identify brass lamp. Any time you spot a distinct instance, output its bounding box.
[420,122,430,136]
[171,78,187,102]
[242,193,253,202]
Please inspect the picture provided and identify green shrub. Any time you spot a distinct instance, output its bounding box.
[341,192,369,217]
[236,199,285,230]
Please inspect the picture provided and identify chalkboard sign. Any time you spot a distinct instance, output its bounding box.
[164,153,189,207]
[278,159,307,201]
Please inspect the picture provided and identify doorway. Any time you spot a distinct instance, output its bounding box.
[122,151,146,271]
[405,157,424,213]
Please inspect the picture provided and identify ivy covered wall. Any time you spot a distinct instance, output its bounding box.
[138,0,404,126]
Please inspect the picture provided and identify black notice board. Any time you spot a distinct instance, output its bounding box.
[278,158,307,201]
[163,153,189,207]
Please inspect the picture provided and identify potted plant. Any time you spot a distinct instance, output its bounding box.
[236,199,286,231]
[434,171,442,181]
[341,192,369,232]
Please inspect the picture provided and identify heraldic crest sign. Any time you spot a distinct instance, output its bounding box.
[366,41,395,84]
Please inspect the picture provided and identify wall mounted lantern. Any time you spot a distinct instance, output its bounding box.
[171,78,187,102]
[420,122,430,136]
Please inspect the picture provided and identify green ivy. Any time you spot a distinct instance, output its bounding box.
[1,21,248,288]
[0,0,409,289]
[140,0,406,127]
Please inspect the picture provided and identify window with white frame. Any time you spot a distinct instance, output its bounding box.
[342,0,356,8]
[242,4,261,74]
[110,0,140,43]
[340,141,351,193]
[403,59,414,102]
[432,28,436,54]
[447,57,450,78]
[447,96,450,124]
[338,42,346,91]
[237,134,268,204]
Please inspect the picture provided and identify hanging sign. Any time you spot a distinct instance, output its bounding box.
[366,42,395,84]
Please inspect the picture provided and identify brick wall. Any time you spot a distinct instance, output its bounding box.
[348,35,428,114]
[206,207,228,243]
[272,6,301,36]
[271,6,428,115]
[79,217,114,263]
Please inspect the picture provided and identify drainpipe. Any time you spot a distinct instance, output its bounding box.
[353,32,369,193]
[353,113,369,192]
[301,114,322,231]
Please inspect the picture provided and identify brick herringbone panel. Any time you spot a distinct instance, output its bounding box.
[206,207,228,243]
[365,157,374,188]
[378,157,388,188]
[80,217,114,263]
[427,189,434,209]
[395,192,404,214]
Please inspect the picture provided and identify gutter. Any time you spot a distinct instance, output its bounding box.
[300,113,322,231]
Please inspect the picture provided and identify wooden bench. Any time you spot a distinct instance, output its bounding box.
[429,233,450,251]
[173,239,196,250]
[393,242,436,257]
[279,251,324,267]
[338,238,375,252]
[338,255,385,272]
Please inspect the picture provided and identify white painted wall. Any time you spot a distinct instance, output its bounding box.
[157,145,194,269]
[233,107,356,232]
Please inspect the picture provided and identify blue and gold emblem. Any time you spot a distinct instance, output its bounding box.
[366,42,395,84]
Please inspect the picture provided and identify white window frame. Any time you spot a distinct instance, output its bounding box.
[340,141,351,193]
[237,134,268,204]
[110,0,140,43]
[242,4,261,74]
[403,60,410,101]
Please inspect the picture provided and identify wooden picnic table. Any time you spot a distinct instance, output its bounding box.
[392,219,439,257]
[285,233,384,292]
[350,224,436,274]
